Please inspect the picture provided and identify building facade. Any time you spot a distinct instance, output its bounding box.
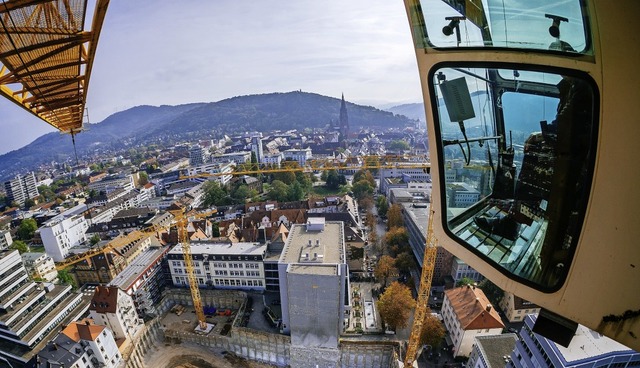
[39,207,89,262]
[508,315,640,368]
[21,252,57,282]
[441,285,505,357]
[499,292,540,323]
[4,172,39,206]
[277,218,349,350]
[0,249,89,364]
[35,319,122,368]
[88,286,144,341]
[167,242,267,290]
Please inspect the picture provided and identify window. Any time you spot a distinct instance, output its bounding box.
[432,66,596,290]
[410,0,591,55]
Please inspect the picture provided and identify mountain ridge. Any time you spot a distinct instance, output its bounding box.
[0,91,415,181]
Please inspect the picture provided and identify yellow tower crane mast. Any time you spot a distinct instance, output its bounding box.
[404,210,438,367]
[176,216,208,331]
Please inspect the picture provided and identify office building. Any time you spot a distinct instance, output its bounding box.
[509,314,640,367]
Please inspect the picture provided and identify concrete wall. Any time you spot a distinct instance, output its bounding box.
[140,288,399,368]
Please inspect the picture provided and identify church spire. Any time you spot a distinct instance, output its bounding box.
[339,93,349,142]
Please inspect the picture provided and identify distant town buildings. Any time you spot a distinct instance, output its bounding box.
[4,172,39,206]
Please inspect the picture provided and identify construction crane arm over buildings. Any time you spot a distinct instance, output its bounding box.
[404,211,437,367]
[0,0,110,133]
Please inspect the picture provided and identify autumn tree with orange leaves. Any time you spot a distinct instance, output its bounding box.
[377,281,416,331]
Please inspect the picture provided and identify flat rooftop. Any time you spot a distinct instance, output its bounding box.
[169,242,266,257]
[280,221,344,264]
[555,323,636,363]
[109,246,170,291]
[288,264,337,276]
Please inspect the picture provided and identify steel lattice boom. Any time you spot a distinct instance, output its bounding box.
[404,210,438,367]
[0,0,109,133]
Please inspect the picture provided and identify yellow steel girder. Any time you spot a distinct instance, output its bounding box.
[0,0,109,133]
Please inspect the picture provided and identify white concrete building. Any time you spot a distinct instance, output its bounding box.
[0,229,12,250]
[185,162,234,186]
[499,291,540,323]
[262,152,284,166]
[167,242,267,290]
[283,148,312,166]
[39,204,89,262]
[88,286,144,341]
[0,249,88,356]
[210,151,251,165]
[441,285,504,357]
[35,319,122,368]
[4,172,39,206]
[450,257,484,285]
[87,174,135,194]
[21,252,57,282]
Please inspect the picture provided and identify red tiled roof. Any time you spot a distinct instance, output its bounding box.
[445,285,504,330]
[61,318,105,342]
[90,286,119,314]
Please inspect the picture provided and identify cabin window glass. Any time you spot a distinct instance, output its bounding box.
[410,0,590,54]
[431,65,596,289]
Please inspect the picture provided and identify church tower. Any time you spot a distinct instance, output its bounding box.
[339,93,349,142]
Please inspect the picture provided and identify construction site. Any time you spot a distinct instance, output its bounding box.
[117,288,401,368]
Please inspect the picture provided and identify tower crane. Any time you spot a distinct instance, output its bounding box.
[404,210,437,367]
[176,216,209,332]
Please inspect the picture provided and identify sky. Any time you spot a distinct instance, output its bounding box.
[0,0,423,155]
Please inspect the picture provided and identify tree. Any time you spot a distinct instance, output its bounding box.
[273,170,296,185]
[288,181,305,201]
[10,240,29,254]
[456,277,476,287]
[376,195,389,218]
[89,234,101,246]
[395,252,417,275]
[353,170,376,188]
[23,198,36,209]
[268,180,290,202]
[374,255,398,288]
[17,218,37,241]
[388,139,410,151]
[387,204,404,228]
[138,171,149,186]
[478,278,505,308]
[385,227,410,255]
[325,170,344,190]
[359,197,374,213]
[202,181,228,207]
[57,269,77,289]
[212,222,221,237]
[352,179,374,200]
[231,185,257,204]
[377,281,416,331]
[420,314,446,350]
[38,185,56,202]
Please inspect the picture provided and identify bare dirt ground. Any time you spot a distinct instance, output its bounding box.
[145,342,276,368]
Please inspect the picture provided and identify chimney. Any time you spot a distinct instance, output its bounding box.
[308,239,312,247]
[85,319,91,325]
[316,239,320,246]
[486,304,492,312]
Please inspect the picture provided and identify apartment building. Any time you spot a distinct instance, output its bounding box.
[4,172,39,207]
[38,204,89,262]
